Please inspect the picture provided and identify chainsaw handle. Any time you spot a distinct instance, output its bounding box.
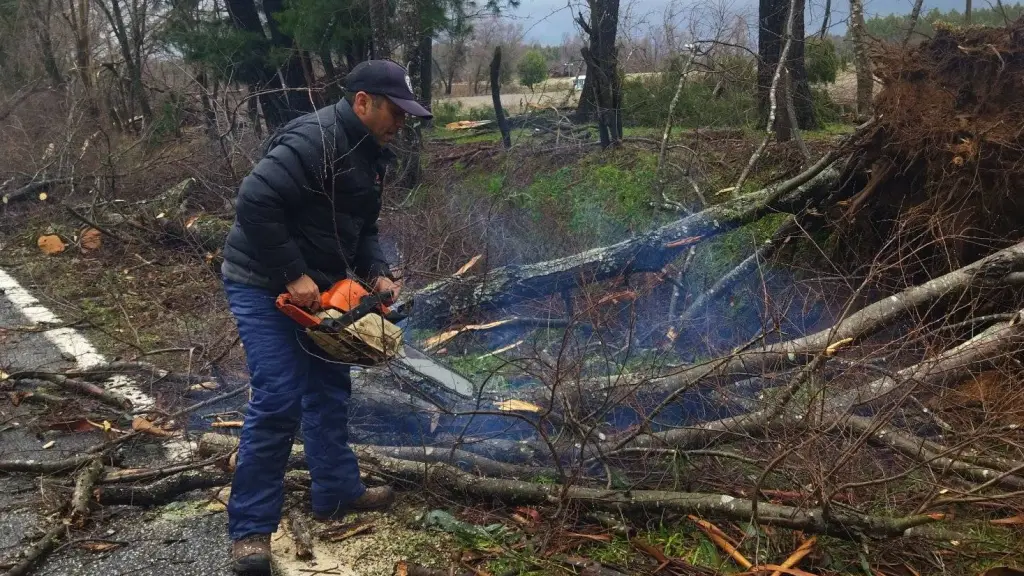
[275,293,321,328]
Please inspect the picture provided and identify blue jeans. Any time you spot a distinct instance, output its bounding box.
[223,278,366,541]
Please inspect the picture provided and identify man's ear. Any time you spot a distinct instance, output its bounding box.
[352,91,371,115]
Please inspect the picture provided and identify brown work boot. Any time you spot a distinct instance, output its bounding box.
[351,485,395,511]
[231,534,271,575]
[313,486,395,521]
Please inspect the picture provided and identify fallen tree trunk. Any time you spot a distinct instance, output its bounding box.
[622,239,1024,398]
[94,470,230,506]
[357,449,938,538]
[197,433,557,479]
[672,216,798,333]
[831,310,1024,411]
[608,306,1024,454]
[405,162,843,327]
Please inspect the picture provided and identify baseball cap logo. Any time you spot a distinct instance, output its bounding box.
[405,74,414,94]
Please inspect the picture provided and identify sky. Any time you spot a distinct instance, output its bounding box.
[510,0,983,44]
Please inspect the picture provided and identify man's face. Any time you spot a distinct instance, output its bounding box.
[352,92,407,145]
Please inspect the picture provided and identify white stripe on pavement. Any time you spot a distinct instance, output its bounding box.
[0,268,193,458]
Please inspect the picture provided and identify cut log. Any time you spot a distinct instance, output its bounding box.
[405,163,842,328]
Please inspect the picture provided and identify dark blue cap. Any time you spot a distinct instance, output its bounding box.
[344,60,433,119]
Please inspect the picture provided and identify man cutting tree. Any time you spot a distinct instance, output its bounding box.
[219,60,432,575]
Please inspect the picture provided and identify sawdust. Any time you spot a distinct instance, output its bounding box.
[271,504,458,576]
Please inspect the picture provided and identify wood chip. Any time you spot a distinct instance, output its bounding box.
[211,421,243,428]
[454,254,483,277]
[80,228,102,252]
[323,521,373,542]
[38,235,65,255]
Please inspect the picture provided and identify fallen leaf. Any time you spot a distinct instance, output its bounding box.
[185,215,200,228]
[131,416,173,437]
[7,391,31,406]
[0,370,9,381]
[80,228,102,252]
[495,399,543,413]
[42,440,55,449]
[38,192,47,201]
[37,235,65,255]
[990,515,1024,525]
[514,506,542,523]
[77,541,122,553]
[187,381,219,392]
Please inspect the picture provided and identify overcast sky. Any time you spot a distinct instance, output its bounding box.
[509,0,986,44]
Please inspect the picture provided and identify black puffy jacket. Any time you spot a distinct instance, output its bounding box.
[221,99,394,292]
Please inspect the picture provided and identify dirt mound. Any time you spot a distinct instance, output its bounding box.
[842,19,1024,271]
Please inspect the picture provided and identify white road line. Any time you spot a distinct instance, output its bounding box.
[0,268,193,458]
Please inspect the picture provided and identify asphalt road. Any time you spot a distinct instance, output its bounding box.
[0,269,239,575]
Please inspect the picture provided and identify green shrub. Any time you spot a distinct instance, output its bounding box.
[517,49,548,91]
[430,100,501,127]
[806,37,839,84]
[621,73,757,128]
[811,87,842,125]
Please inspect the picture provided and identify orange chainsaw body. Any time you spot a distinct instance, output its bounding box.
[275,278,402,366]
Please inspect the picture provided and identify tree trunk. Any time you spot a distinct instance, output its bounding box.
[224,0,288,129]
[491,46,512,149]
[578,0,623,147]
[966,0,972,23]
[407,160,842,326]
[902,0,925,46]
[97,0,152,124]
[262,0,315,119]
[758,0,815,134]
[849,0,872,119]
[419,33,433,127]
[370,0,392,59]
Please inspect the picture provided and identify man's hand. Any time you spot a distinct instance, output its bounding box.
[286,274,321,310]
[372,276,401,306]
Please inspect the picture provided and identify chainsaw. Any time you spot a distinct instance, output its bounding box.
[276,278,475,399]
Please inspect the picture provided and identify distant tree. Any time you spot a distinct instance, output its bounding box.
[805,37,838,84]
[517,49,547,90]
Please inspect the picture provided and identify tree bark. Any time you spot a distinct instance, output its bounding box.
[849,0,872,119]
[577,0,623,147]
[262,0,316,119]
[370,0,392,59]
[225,0,289,129]
[758,0,815,133]
[902,0,925,46]
[491,46,512,149]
